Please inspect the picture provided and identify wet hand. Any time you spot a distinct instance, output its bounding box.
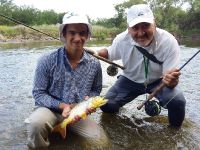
[61,104,71,118]
[163,68,181,88]
[71,115,82,124]
[86,108,96,115]
[84,96,90,100]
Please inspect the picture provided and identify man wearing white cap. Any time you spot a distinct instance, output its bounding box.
[97,4,186,127]
[26,13,108,148]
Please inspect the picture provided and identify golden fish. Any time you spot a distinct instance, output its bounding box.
[52,96,107,138]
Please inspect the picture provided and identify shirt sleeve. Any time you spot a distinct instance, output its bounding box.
[107,34,122,61]
[89,61,102,97]
[32,55,61,109]
[162,37,180,74]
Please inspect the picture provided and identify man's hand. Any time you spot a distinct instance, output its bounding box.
[86,108,96,115]
[62,106,71,118]
[59,103,72,118]
[163,68,181,88]
[70,115,82,124]
[84,96,96,114]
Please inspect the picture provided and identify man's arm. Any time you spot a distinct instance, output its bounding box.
[32,56,62,109]
[162,37,181,88]
[89,61,102,96]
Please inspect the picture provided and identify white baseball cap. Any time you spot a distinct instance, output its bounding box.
[127,4,154,27]
[59,12,92,43]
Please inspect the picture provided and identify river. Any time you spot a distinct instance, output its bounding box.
[0,41,200,150]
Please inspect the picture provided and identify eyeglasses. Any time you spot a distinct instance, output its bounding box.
[67,31,88,37]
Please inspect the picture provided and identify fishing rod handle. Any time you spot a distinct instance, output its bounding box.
[137,99,148,110]
[94,54,125,70]
[137,82,165,110]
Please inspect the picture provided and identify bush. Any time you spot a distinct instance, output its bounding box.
[92,25,121,40]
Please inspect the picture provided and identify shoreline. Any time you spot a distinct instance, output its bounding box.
[0,37,112,45]
[0,39,59,44]
[0,36,200,48]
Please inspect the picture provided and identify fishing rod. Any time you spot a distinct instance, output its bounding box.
[137,49,200,110]
[0,13,125,70]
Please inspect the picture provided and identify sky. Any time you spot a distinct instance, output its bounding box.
[13,0,125,19]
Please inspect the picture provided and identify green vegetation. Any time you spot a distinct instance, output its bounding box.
[92,25,121,40]
[0,25,58,41]
[0,25,119,41]
[0,0,200,41]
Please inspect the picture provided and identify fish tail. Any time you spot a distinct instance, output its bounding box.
[52,123,67,139]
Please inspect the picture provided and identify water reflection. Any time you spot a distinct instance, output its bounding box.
[0,42,200,150]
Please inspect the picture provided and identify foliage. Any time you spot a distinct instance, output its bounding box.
[0,0,200,38]
[92,25,120,40]
[0,25,28,39]
[0,0,63,25]
[0,25,58,40]
[0,25,119,41]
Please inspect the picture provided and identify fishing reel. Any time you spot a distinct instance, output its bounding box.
[107,65,118,76]
[144,99,161,116]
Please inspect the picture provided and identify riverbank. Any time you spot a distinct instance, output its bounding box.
[0,25,119,43]
[0,24,200,47]
[1,34,199,48]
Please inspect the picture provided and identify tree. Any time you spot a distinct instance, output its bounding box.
[113,0,146,29]
[0,0,16,25]
[0,0,13,5]
[12,6,39,25]
[37,10,59,25]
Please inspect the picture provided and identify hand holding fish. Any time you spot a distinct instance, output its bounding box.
[84,96,96,115]
[163,68,180,88]
[62,105,71,117]
[86,108,96,115]
[59,103,75,118]
[70,115,82,124]
[52,96,108,139]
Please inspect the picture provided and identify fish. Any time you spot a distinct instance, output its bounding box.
[52,96,108,138]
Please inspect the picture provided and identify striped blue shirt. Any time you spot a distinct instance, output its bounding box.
[32,47,102,110]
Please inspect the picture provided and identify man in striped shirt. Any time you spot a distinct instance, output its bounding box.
[26,13,108,149]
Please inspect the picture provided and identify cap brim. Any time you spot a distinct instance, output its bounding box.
[128,17,154,27]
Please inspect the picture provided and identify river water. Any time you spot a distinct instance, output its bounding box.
[0,42,200,150]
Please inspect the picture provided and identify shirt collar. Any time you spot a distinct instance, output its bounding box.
[62,47,89,64]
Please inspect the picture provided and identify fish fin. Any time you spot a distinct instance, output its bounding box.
[52,124,67,139]
[82,112,87,119]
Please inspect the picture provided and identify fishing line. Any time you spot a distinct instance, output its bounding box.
[162,49,200,108]
[0,13,125,70]
[0,13,60,41]
[137,49,200,111]
[162,91,182,108]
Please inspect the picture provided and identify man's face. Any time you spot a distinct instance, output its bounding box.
[63,23,88,51]
[128,22,156,47]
